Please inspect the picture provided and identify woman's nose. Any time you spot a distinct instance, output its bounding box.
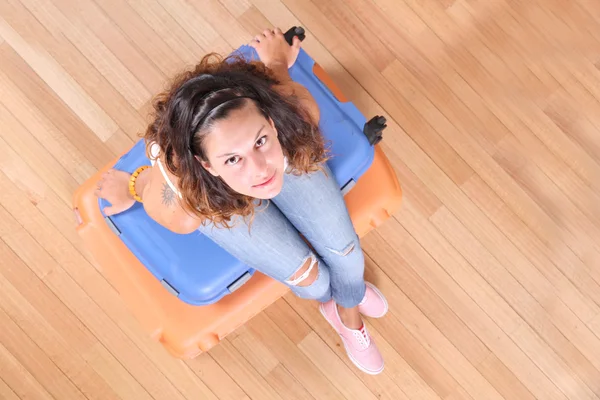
[249,154,268,177]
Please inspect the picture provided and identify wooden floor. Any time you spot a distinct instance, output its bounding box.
[1,0,600,398]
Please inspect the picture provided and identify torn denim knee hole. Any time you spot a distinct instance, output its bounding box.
[285,253,318,286]
[325,241,356,257]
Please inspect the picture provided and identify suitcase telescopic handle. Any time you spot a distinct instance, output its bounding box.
[284,26,306,46]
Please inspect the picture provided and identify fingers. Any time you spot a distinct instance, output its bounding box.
[250,27,282,45]
[292,35,302,49]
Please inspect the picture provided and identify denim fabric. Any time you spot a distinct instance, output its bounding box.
[197,164,367,308]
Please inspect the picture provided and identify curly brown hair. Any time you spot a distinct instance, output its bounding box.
[143,52,329,227]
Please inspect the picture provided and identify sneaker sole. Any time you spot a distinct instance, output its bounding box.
[360,282,389,319]
[319,304,385,376]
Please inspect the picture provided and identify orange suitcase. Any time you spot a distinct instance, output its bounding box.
[73,35,402,358]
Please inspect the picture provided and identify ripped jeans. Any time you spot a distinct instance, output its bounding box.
[197,164,367,308]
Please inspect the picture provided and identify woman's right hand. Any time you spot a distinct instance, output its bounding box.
[94,169,136,216]
[250,27,301,69]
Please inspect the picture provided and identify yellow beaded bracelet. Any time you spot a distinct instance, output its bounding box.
[129,165,150,202]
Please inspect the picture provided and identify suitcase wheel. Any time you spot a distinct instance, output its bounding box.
[363,115,387,145]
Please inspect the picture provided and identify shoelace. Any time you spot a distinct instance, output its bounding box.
[352,325,371,349]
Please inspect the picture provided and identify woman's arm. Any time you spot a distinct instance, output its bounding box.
[268,61,321,125]
[249,28,320,124]
[97,166,202,235]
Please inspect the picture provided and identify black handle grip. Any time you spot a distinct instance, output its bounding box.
[284,26,306,46]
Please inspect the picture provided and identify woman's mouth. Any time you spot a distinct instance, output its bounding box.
[253,171,276,188]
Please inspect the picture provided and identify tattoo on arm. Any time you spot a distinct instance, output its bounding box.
[161,183,176,207]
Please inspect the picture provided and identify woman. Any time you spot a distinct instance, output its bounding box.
[96,27,388,375]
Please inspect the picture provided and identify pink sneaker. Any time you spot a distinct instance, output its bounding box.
[358,282,388,318]
[319,300,384,375]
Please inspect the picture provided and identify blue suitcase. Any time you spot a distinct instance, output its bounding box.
[99,29,385,306]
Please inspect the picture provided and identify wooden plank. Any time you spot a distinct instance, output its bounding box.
[380,57,600,263]
[0,61,98,184]
[263,298,312,345]
[220,0,252,18]
[246,312,346,400]
[237,5,273,40]
[370,204,568,400]
[460,174,600,324]
[369,0,429,40]
[49,0,165,95]
[0,267,121,400]
[430,206,599,399]
[186,0,251,49]
[0,305,87,399]
[298,332,383,400]
[543,90,600,165]
[229,326,280,376]
[0,43,118,169]
[0,101,80,206]
[477,353,536,400]
[0,212,154,400]
[90,0,188,75]
[210,340,283,400]
[36,188,98,267]
[493,137,600,252]
[495,130,600,235]
[186,352,249,400]
[0,342,53,400]
[124,0,213,61]
[265,364,316,400]
[19,0,151,109]
[0,377,19,400]
[444,386,475,400]
[0,2,120,140]
[306,0,396,72]
[463,4,600,191]
[160,0,230,49]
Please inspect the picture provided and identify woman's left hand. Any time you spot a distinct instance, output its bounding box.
[249,27,301,69]
[94,169,137,216]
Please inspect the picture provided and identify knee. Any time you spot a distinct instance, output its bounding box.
[286,254,331,302]
[326,239,358,257]
[286,255,320,287]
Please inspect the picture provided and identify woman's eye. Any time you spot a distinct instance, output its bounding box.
[256,135,268,147]
[225,156,240,165]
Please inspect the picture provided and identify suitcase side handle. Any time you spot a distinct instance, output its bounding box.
[228,271,253,293]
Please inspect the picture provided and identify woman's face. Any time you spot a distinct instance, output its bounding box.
[200,102,286,199]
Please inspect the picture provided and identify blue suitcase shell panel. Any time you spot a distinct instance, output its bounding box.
[99,46,375,305]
